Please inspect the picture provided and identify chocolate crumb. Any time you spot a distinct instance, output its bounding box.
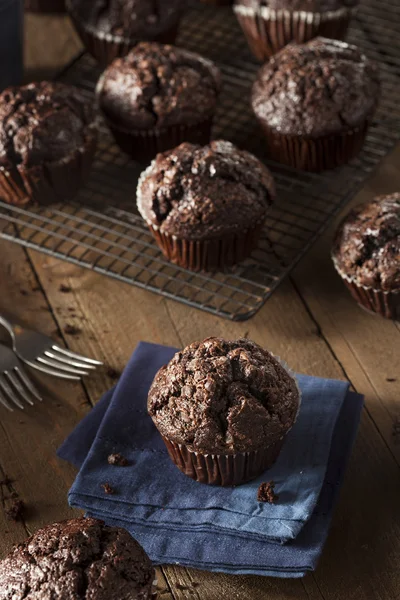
[106,367,121,380]
[20,289,28,296]
[257,481,278,504]
[59,284,72,293]
[64,324,81,336]
[6,499,25,522]
[101,483,115,495]
[108,453,129,467]
[387,378,397,383]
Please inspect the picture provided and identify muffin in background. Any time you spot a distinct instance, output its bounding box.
[66,0,186,65]
[137,140,275,271]
[25,0,66,13]
[0,517,157,599]
[97,42,221,163]
[148,337,300,486]
[0,81,97,206]
[234,0,358,61]
[332,194,400,320]
[251,38,380,172]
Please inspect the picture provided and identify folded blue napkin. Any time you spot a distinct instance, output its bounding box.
[58,342,363,577]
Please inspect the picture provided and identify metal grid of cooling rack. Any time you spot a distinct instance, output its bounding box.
[0,0,400,321]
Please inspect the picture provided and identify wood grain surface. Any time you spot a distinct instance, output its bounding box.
[0,11,398,600]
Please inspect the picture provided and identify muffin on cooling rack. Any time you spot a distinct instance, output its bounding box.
[66,0,186,65]
[234,0,358,61]
[0,517,157,599]
[97,42,221,163]
[0,81,97,206]
[137,140,275,271]
[25,0,66,13]
[148,337,301,486]
[251,38,380,171]
[332,193,400,320]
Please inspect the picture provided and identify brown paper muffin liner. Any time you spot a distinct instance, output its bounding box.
[0,130,97,206]
[332,258,400,321]
[66,0,181,66]
[257,121,369,172]
[234,5,354,60]
[146,218,265,272]
[25,0,66,14]
[161,435,286,486]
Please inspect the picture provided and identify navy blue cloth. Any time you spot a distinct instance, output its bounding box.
[0,0,23,92]
[58,342,363,577]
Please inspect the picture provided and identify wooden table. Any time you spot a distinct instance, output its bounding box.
[0,13,399,600]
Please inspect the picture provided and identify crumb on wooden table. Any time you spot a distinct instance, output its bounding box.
[386,377,397,383]
[108,453,129,467]
[6,499,25,522]
[59,284,72,293]
[64,324,81,336]
[101,483,115,495]
[257,481,278,504]
[106,367,122,380]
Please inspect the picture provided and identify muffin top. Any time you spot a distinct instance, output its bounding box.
[0,517,155,600]
[234,0,357,13]
[252,38,379,138]
[332,193,400,291]
[98,42,221,130]
[0,82,94,169]
[137,140,275,239]
[71,0,186,38]
[148,337,300,454]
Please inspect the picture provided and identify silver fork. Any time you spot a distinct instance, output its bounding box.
[0,343,42,411]
[0,315,103,381]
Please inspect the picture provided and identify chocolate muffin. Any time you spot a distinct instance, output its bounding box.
[97,42,221,163]
[332,193,400,320]
[137,140,275,271]
[251,38,380,171]
[234,0,358,61]
[0,81,97,206]
[67,0,186,65]
[148,337,300,485]
[0,517,156,599]
[25,0,66,13]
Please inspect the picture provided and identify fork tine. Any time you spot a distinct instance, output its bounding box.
[6,371,34,406]
[52,345,103,366]
[14,366,43,402]
[44,350,97,370]
[0,376,24,410]
[24,359,81,381]
[0,390,14,412]
[36,356,89,377]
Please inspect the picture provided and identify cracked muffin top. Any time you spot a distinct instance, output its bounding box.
[137,140,275,239]
[98,42,221,130]
[234,0,358,13]
[251,38,379,138]
[0,82,95,169]
[148,337,300,454]
[332,193,400,291]
[0,517,155,600]
[70,0,186,38]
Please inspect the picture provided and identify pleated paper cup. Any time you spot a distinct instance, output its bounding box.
[66,0,182,66]
[0,126,97,206]
[25,0,66,13]
[332,256,400,321]
[234,3,355,60]
[257,121,370,172]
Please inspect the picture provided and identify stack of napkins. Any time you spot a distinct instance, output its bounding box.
[58,342,363,577]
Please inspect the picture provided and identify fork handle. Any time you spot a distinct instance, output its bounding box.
[0,314,17,350]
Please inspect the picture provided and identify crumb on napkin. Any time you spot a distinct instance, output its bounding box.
[257,481,278,504]
[108,453,129,467]
[101,483,115,495]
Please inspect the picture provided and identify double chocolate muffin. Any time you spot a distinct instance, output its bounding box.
[0,81,97,206]
[67,0,186,65]
[97,42,221,162]
[234,0,358,60]
[137,140,275,271]
[332,193,400,320]
[148,337,300,485]
[252,38,380,171]
[0,517,156,599]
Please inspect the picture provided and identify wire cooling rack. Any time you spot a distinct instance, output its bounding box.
[0,0,399,321]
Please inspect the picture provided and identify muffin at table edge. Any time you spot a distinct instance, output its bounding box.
[0,81,97,206]
[97,42,221,163]
[234,0,358,61]
[137,140,275,271]
[148,337,300,486]
[0,517,157,599]
[251,37,380,172]
[332,193,400,320]
[66,0,187,66]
